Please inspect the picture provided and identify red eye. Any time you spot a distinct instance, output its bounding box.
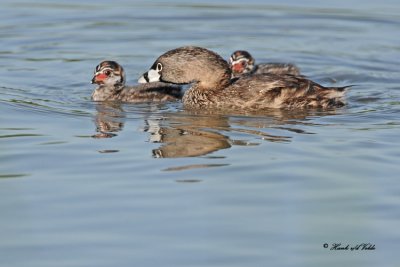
[241,61,247,67]
[104,70,111,76]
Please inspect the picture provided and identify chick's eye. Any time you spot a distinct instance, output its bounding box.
[104,70,111,76]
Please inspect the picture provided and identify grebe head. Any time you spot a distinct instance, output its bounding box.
[91,61,126,87]
[229,50,255,76]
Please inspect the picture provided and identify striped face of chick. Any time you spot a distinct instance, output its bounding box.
[91,61,126,87]
[229,50,255,76]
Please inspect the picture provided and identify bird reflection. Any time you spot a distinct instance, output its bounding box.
[92,102,125,138]
[92,102,341,158]
[151,125,232,158]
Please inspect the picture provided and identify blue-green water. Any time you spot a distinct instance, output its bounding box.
[1,1,400,266]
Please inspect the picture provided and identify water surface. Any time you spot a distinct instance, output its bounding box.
[1,0,400,266]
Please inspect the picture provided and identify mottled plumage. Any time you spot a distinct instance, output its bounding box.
[91,61,181,102]
[229,50,301,78]
[139,46,348,110]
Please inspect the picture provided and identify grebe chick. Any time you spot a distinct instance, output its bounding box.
[229,50,300,78]
[91,61,181,102]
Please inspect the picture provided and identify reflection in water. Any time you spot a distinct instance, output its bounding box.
[142,114,165,143]
[151,127,231,158]
[0,174,28,179]
[92,102,341,158]
[150,113,232,158]
[92,102,125,138]
[175,179,202,183]
[163,164,230,172]
[98,149,120,153]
